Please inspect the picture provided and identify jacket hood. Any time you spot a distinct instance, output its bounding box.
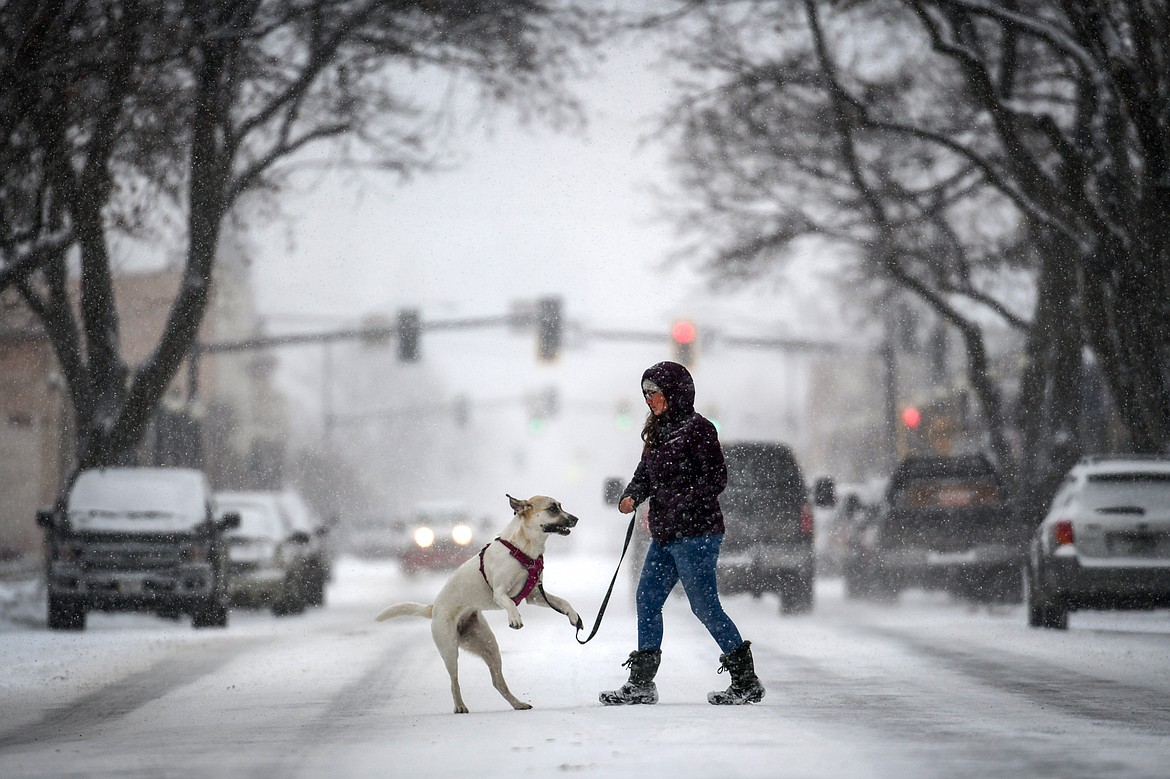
[642,361,695,419]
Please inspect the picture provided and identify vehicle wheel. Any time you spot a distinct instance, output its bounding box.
[47,594,86,631]
[780,575,814,615]
[305,570,327,607]
[272,577,306,617]
[1025,565,1068,630]
[192,601,228,629]
[1045,600,1069,630]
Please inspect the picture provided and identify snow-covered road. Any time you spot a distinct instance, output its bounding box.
[3,553,1169,778]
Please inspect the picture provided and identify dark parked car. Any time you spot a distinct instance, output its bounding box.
[717,441,833,614]
[1026,456,1170,630]
[843,454,1026,603]
[38,467,239,630]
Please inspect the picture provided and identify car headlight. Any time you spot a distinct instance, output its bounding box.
[414,527,435,548]
[451,524,473,545]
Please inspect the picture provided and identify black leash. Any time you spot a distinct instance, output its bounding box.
[539,514,637,645]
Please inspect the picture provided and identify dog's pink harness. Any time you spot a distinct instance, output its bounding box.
[479,538,544,605]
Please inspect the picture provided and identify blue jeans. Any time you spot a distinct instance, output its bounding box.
[636,534,743,654]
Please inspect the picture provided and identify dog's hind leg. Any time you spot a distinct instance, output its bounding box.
[432,617,469,714]
[459,613,532,711]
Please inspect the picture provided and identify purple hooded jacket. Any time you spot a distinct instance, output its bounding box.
[621,361,727,544]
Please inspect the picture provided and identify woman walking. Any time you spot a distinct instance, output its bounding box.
[600,360,764,706]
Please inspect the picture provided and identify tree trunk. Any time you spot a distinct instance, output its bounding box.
[1082,196,1170,455]
[1013,238,1084,522]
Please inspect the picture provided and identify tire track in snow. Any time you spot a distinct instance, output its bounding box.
[746,628,1161,779]
[248,624,427,779]
[0,636,266,751]
[865,625,1170,734]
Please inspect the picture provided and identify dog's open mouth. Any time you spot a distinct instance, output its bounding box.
[542,514,578,536]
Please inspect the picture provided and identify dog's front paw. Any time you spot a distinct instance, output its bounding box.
[570,612,583,630]
[509,616,524,630]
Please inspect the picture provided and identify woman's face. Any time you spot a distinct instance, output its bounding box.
[644,388,668,416]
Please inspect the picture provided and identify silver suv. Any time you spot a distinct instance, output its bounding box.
[1026,456,1170,629]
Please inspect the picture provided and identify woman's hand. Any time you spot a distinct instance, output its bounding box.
[618,497,635,514]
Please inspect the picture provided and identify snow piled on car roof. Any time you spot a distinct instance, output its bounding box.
[68,467,209,533]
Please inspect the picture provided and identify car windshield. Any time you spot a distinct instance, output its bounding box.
[725,448,802,491]
[68,469,206,531]
[1083,473,1170,509]
[222,501,284,539]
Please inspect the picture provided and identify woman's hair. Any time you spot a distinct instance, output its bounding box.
[641,410,663,451]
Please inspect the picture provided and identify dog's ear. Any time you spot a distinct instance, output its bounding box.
[507,494,528,514]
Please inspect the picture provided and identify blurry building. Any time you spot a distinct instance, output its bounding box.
[0,293,71,559]
[0,237,286,559]
[804,303,1025,483]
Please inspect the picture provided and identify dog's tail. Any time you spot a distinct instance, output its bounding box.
[374,602,433,622]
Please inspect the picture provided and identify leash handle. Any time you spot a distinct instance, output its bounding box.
[541,514,637,645]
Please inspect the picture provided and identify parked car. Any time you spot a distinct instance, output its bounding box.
[37,466,239,630]
[399,501,478,575]
[843,454,1026,603]
[277,490,333,606]
[716,441,833,614]
[216,491,311,616]
[1026,456,1170,630]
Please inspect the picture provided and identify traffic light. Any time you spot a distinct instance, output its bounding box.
[902,406,922,429]
[671,320,697,366]
[536,296,562,362]
[898,405,924,457]
[397,308,420,362]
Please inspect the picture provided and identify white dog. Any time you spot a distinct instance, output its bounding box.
[375,494,582,713]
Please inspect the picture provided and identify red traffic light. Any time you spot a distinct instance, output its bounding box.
[901,406,922,429]
[671,320,697,345]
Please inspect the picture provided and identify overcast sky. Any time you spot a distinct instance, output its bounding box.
[240,37,856,514]
[250,41,693,332]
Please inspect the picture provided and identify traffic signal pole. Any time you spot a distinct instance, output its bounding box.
[187,312,515,397]
[188,307,849,401]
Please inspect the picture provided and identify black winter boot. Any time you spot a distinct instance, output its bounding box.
[708,641,765,705]
[599,649,661,705]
